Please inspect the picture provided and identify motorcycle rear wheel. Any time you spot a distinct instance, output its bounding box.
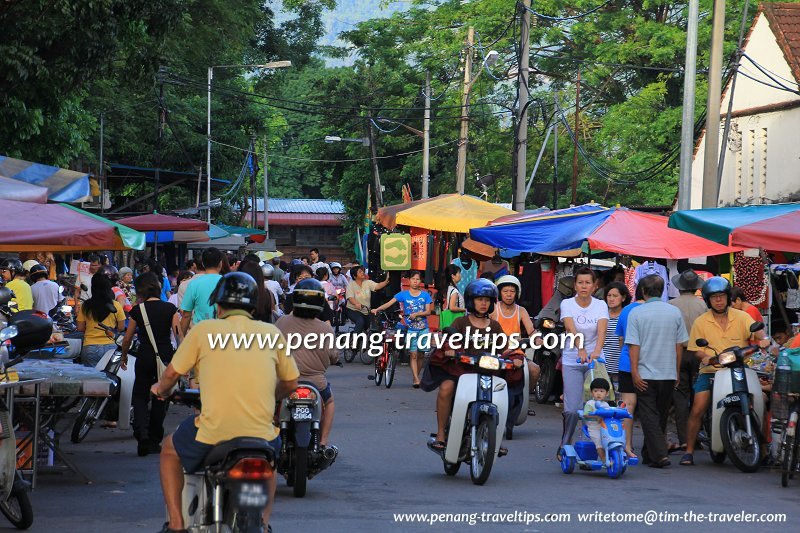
[535,357,555,404]
[469,414,496,485]
[384,351,397,389]
[71,397,107,443]
[360,349,372,365]
[720,408,760,473]
[0,486,33,530]
[781,428,797,488]
[292,448,308,498]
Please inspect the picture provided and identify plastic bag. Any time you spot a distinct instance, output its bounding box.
[583,360,616,404]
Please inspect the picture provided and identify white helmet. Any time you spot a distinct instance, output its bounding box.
[22,259,40,273]
[495,275,521,298]
[330,262,341,270]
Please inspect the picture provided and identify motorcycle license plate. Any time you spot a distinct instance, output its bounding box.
[238,482,268,508]
[292,406,313,421]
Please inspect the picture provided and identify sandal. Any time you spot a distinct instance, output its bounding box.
[680,453,694,466]
[101,421,117,429]
[667,443,686,454]
[427,440,446,452]
[556,447,565,462]
[625,448,638,459]
[649,457,671,468]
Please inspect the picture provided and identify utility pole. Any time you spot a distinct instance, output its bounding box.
[702,0,726,208]
[571,66,581,205]
[155,67,166,213]
[367,115,383,207]
[553,116,559,210]
[515,0,531,212]
[250,135,257,229]
[263,136,270,238]
[206,67,213,224]
[678,0,700,211]
[456,26,475,195]
[422,71,431,199]
[99,112,105,213]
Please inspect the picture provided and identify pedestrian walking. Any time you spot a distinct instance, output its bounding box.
[602,281,631,390]
[179,248,224,335]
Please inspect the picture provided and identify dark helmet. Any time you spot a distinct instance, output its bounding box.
[292,278,326,319]
[0,258,24,277]
[99,265,119,282]
[701,276,731,308]
[28,264,49,281]
[209,272,258,312]
[464,279,498,317]
[590,378,610,392]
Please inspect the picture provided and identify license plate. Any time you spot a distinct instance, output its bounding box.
[292,406,313,420]
[238,482,268,508]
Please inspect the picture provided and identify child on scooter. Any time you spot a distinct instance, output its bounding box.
[583,378,611,464]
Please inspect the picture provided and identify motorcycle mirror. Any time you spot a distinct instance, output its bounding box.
[696,338,709,348]
[61,305,72,313]
[750,321,765,333]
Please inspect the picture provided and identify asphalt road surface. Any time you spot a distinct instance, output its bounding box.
[14,360,800,533]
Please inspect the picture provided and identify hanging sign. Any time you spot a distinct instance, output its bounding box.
[411,227,429,271]
[380,233,411,270]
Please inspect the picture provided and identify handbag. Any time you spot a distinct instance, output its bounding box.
[140,302,177,395]
[439,287,464,329]
[785,271,800,310]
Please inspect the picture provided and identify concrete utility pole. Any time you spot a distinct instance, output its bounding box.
[263,136,269,238]
[155,67,166,213]
[515,0,531,212]
[456,26,475,195]
[702,0,726,208]
[367,116,383,207]
[678,0,700,211]
[422,71,431,199]
[250,135,257,229]
[571,66,581,205]
[99,112,105,213]
[553,114,558,210]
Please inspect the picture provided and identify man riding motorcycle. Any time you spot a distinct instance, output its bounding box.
[0,258,33,311]
[151,272,300,533]
[680,276,769,466]
[275,278,340,448]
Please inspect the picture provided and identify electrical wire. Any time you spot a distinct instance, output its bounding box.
[741,54,800,94]
[524,0,614,22]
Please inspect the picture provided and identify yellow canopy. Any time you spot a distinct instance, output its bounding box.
[379,194,515,233]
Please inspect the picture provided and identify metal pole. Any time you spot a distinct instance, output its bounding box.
[515,1,531,212]
[367,115,383,207]
[702,0,726,208]
[456,26,475,195]
[524,123,553,198]
[678,0,700,211]
[571,65,581,205]
[553,114,558,210]
[99,112,105,213]
[155,71,165,213]
[263,137,269,238]
[207,67,213,224]
[422,71,431,199]
[250,136,257,229]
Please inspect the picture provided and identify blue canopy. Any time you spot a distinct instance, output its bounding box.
[0,155,91,202]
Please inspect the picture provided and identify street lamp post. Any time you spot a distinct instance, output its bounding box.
[207,61,291,223]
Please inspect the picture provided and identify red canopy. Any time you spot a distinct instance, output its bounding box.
[115,213,208,232]
[589,210,741,258]
[729,211,800,251]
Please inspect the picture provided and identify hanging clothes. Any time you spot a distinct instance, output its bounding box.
[624,266,637,298]
[667,260,680,299]
[733,251,767,306]
[540,259,556,306]
[634,260,669,301]
[452,256,477,294]
[519,261,542,318]
[425,233,435,286]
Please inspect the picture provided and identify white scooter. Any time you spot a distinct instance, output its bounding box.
[428,351,514,485]
[696,322,766,473]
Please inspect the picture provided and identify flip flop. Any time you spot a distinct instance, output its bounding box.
[625,449,638,459]
[412,383,421,389]
[427,440,446,452]
[556,447,565,462]
[668,443,686,454]
[680,453,694,466]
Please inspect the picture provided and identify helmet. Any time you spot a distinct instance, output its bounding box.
[701,276,731,308]
[464,279,498,317]
[261,262,274,279]
[209,272,258,312]
[0,259,24,277]
[22,260,40,273]
[100,265,119,282]
[330,262,342,270]
[495,275,521,299]
[28,264,49,281]
[292,278,326,319]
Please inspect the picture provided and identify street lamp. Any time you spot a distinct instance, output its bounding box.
[324,135,370,146]
[207,61,291,223]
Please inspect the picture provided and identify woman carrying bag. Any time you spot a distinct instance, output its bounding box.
[440,265,466,329]
[121,272,177,456]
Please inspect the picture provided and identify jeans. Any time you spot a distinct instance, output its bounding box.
[81,344,115,368]
[345,308,369,335]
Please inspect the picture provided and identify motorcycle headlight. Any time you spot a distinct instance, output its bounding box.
[718,351,736,366]
[61,305,72,313]
[478,355,500,370]
[542,319,556,329]
[0,325,18,342]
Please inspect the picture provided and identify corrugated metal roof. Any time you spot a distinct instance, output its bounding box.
[255,198,344,214]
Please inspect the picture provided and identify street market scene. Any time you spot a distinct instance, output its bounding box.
[2,1,800,532]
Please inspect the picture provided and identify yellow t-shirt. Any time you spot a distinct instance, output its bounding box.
[78,300,126,346]
[345,279,377,314]
[688,308,755,374]
[170,315,300,445]
[6,279,33,311]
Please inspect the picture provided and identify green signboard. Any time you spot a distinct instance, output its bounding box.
[380,233,411,270]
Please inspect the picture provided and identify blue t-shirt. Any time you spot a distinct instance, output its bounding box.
[395,289,432,330]
[615,302,641,373]
[180,273,223,324]
[452,258,477,295]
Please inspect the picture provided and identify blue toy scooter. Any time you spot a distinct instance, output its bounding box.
[560,406,638,478]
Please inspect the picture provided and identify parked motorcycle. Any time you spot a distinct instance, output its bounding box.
[0,310,54,529]
[169,389,277,532]
[277,382,338,497]
[428,351,515,485]
[331,288,347,334]
[695,321,766,473]
[70,325,138,442]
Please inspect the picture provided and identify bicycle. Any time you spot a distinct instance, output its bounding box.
[369,311,405,388]
[773,391,800,487]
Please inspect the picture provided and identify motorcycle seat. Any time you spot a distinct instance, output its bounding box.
[203,437,276,470]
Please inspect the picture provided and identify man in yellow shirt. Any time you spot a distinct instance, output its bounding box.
[681,277,769,466]
[0,259,33,311]
[153,272,299,533]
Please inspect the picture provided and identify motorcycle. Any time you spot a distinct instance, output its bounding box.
[277,382,339,497]
[532,277,573,404]
[0,310,55,529]
[70,325,138,442]
[170,388,277,533]
[695,321,767,473]
[428,351,515,485]
[560,406,638,478]
[331,288,347,334]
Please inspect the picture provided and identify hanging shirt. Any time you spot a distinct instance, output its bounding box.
[451,257,477,294]
[634,261,669,301]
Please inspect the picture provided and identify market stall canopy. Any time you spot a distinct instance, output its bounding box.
[0,199,145,251]
[216,224,266,236]
[0,155,91,203]
[470,204,739,259]
[668,203,800,252]
[115,213,209,232]
[0,176,48,203]
[376,194,515,233]
[144,224,228,244]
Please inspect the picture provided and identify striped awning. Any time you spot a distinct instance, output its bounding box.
[0,155,91,203]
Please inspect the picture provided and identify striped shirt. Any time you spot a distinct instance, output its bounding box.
[603,315,622,373]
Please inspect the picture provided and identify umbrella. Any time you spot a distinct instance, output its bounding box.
[668,203,800,252]
[0,155,91,202]
[376,194,515,233]
[0,176,48,203]
[470,204,739,259]
[0,199,145,251]
[115,213,209,232]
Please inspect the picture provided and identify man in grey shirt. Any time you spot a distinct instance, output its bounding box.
[626,274,688,468]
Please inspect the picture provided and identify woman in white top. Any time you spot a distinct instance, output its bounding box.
[444,265,466,312]
[557,267,609,459]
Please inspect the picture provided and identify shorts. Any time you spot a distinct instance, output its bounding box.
[406,328,430,353]
[617,371,635,394]
[172,415,281,474]
[319,383,332,403]
[586,421,604,449]
[694,373,714,394]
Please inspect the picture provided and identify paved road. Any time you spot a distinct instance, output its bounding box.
[16,360,800,533]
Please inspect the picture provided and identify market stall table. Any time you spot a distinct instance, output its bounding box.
[2,378,46,488]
